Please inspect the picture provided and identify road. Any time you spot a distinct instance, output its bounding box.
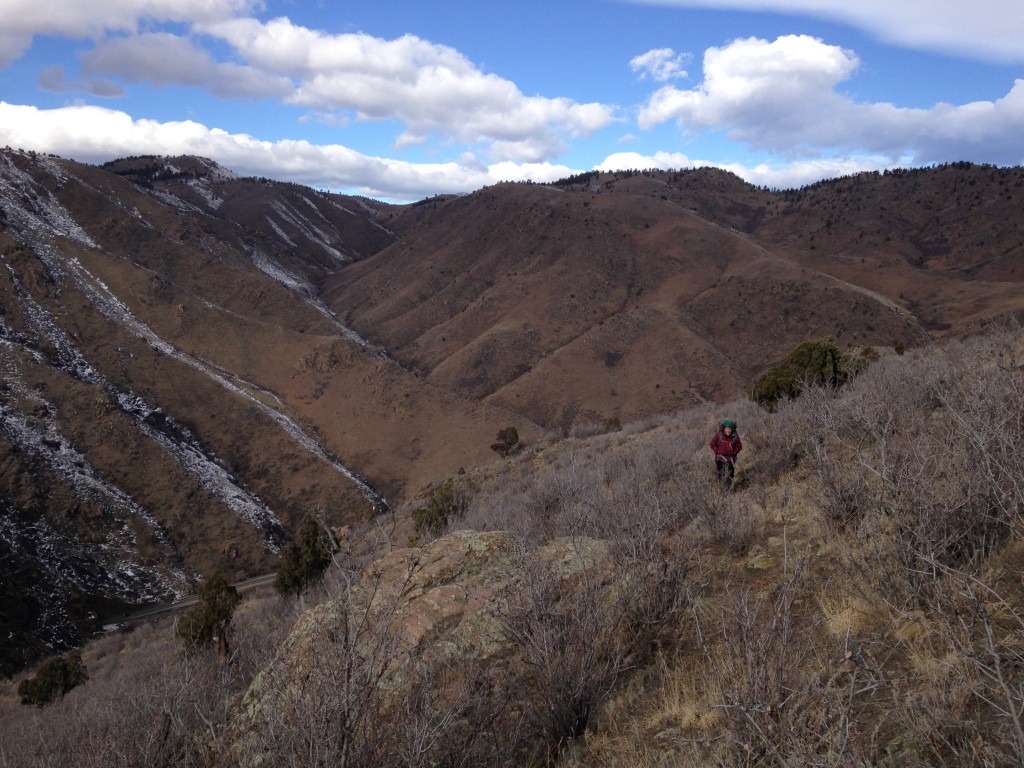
[102,572,278,630]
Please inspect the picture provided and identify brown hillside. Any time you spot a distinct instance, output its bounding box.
[0,149,535,668]
[324,177,925,428]
[754,164,1024,332]
[3,150,1023,675]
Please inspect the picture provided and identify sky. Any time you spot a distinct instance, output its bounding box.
[0,0,1022,202]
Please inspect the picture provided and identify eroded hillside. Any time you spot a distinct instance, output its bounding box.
[0,149,533,672]
[2,150,1023,678]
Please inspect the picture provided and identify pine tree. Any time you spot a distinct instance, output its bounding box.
[274,514,337,597]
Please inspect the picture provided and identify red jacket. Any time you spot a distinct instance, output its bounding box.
[710,429,742,463]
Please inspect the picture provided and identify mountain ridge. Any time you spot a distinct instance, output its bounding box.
[1,148,1022,673]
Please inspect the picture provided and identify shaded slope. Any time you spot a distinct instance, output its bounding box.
[0,149,536,669]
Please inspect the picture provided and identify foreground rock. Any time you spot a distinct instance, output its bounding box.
[230,529,643,766]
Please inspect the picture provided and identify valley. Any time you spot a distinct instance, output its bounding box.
[1,149,1022,674]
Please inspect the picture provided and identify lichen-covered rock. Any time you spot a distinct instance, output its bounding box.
[231,529,617,764]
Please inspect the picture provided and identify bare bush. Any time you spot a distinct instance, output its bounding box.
[737,402,803,485]
[893,558,1024,766]
[0,587,298,768]
[1,628,243,767]
[229,565,410,766]
[499,542,690,766]
[693,562,878,766]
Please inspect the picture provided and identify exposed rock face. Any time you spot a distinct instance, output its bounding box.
[232,530,615,764]
[246,528,610,687]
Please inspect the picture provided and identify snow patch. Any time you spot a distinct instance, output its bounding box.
[0,363,190,605]
[0,153,98,248]
[265,215,297,247]
[269,199,346,263]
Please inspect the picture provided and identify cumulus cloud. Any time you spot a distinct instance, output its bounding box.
[596,150,695,171]
[5,2,1021,199]
[638,35,858,134]
[720,156,893,188]
[0,101,555,200]
[0,0,256,67]
[80,33,292,99]
[594,148,898,189]
[39,65,126,98]
[0,5,618,191]
[638,34,1024,166]
[631,0,1024,63]
[9,8,617,164]
[487,160,579,184]
[630,48,689,81]
[193,17,616,162]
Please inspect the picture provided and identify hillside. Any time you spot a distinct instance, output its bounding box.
[0,149,534,673]
[1,325,1021,767]
[1,149,1023,675]
[325,166,1024,428]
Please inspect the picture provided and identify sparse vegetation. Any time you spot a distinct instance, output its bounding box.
[491,426,521,457]
[2,326,1023,767]
[411,477,469,536]
[176,572,242,660]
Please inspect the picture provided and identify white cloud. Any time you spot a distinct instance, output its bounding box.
[196,18,616,162]
[0,101,513,200]
[594,148,899,188]
[630,48,689,81]
[638,35,858,134]
[721,156,893,188]
[596,150,695,171]
[638,35,1024,166]
[38,65,126,98]
[80,33,292,99]
[629,0,1024,63]
[5,2,1020,199]
[17,10,618,165]
[0,0,256,67]
[487,160,579,184]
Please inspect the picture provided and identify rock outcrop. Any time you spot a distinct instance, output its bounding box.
[231,529,619,765]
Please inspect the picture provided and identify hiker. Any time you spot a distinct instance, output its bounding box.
[710,419,742,487]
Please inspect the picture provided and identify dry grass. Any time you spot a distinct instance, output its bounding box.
[3,324,1022,767]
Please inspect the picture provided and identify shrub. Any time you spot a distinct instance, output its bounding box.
[750,336,867,409]
[176,572,241,658]
[412,478,468,535]
[490,426,520,457]
[17,652,88,706]
[275,513,337,597]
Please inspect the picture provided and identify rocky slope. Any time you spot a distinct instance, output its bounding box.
[2,149,1022,675]
[0,149,530,673]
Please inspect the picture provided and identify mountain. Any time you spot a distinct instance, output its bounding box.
[324,165,1024,428]
[1,148,1022,674]
[0,149,531,674]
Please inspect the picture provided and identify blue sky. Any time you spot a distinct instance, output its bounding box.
[1,0,1022,201]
